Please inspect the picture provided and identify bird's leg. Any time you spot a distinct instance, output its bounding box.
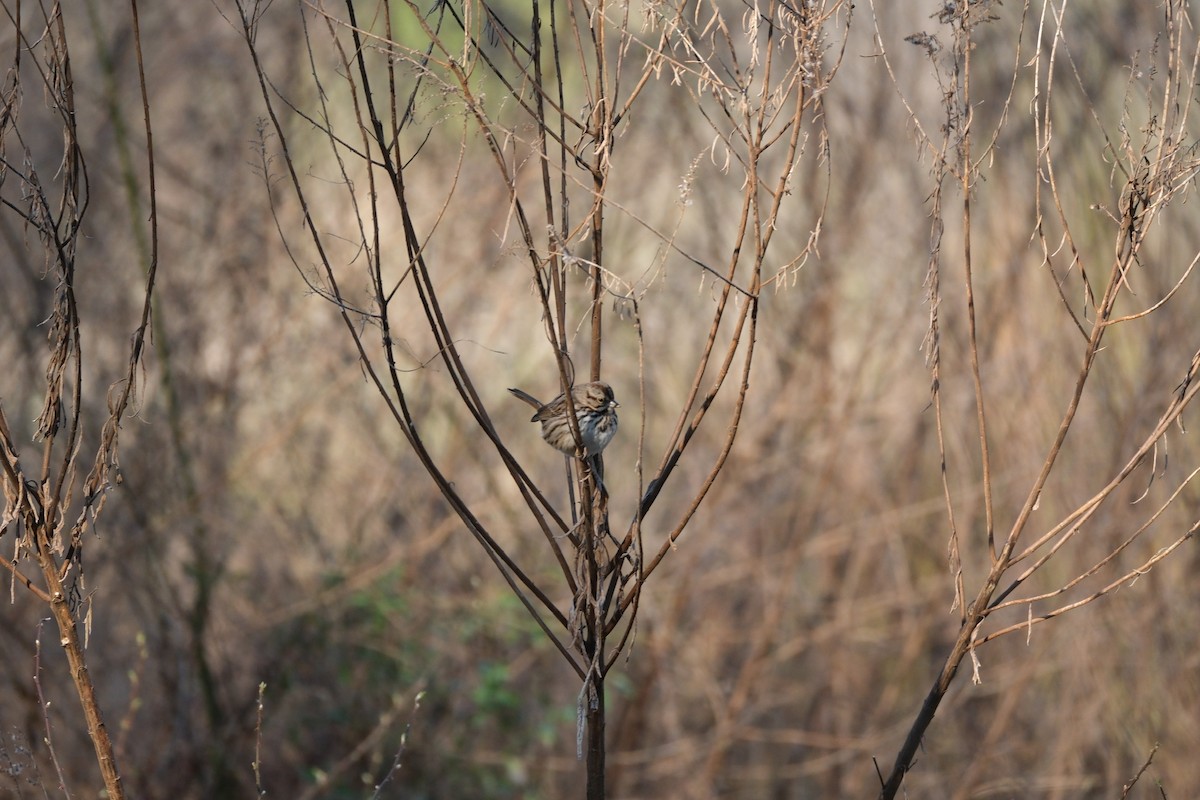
[585,456,621,548]
[563,453,579,527]
[585,454,609,499]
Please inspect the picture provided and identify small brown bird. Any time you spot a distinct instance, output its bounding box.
[508,381,619,456]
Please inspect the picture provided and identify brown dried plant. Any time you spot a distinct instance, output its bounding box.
[0,2,159,798]
[234,0,848,794]
[872,1,1200,796]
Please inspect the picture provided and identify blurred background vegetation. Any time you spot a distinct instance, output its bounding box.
[3,1,1200,797]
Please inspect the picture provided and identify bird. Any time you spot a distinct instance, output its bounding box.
[508,381,619,456]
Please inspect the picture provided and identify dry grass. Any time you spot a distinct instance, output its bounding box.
[2,0,1200,797]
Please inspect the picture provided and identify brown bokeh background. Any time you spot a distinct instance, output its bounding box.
[2,1,1199,797]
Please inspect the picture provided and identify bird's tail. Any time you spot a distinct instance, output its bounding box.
[507,387,542,409]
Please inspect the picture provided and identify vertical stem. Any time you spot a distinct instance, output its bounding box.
[585,669,605,799]
[882,7,985,796]
[589,0,608,381]
[35,541,125,799]
[581,463,606,797]
[956,3,995,560]
[585,0,609,785]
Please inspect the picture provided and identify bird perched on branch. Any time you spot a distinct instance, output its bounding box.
[508,381,619,456]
